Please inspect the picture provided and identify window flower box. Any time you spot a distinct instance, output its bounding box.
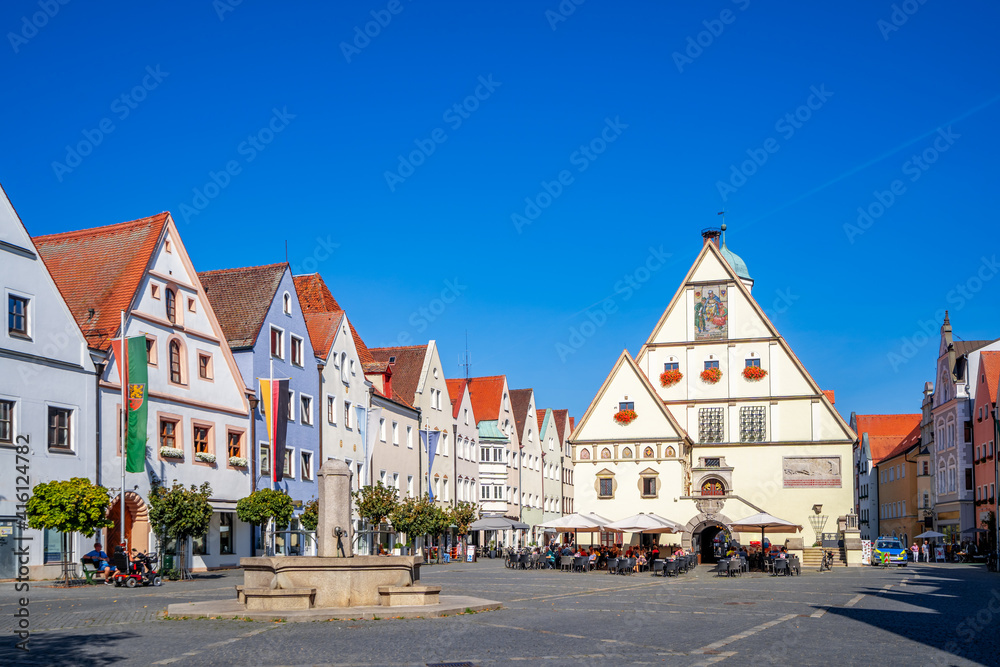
[613,409,637,426]
[195,452,216,464]
[160,446,184,459]
[700,367,722,384]
[742,366,768,381]
[659,369,683,387]
[229,456,248,467]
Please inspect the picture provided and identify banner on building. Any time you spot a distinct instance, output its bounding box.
[421,429,442,500]
[111,335,148,473]
[259,378,289,483]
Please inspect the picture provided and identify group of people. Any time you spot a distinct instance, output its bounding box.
[909,540,980,563]
[517,541,688,572]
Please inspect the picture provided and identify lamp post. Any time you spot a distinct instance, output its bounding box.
[248,392,260,555]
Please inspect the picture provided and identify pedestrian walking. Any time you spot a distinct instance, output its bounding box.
[921,541,930,563]
[911,542,919,562]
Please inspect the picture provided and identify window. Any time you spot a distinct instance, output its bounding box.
[47,407,71,450]
[619,401,634,411]
[480,446,490,462]
[406,425,413,448]
[900,465,905,478]
[219,513,235,555]
[284,448,294,478]
[464,408,469,425]
[260,443,271,474]
[704,360,720,370]
[287,391,295,421]
[146,337,157,365]
[151,284,160,299]
[169,340,182,384]
[966,468,973,491]
[291,336,304,367]
[165,289,176,323]
[745,358,760,368]
[283,292,291,315]
[270,327,283,359]
[704,457,721,467]
[598,478,613,498]
[301,451,313,480]
[701,479,725,496]
[198,353,212,380]
[664,362,679,371]
[192,530,207,556]
[193,425,211,455]
[300,395,312,425]
[227,431,242,459]
[160,419,178,449]
[922,461,928,475]
[699,407,725,443]
[0,399,13,444]
[379,418,386,442]
[407,475,414,497]
[642,477,657,497]
[344,401,352,429]
[739,406,766,442]
[8,295,28,336]
[327,395,336,424]
[187,297,196,313]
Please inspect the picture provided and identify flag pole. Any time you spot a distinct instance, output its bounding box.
[119,310,126,553]
[268,357,274,556]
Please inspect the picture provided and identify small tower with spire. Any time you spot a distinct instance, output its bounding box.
[718,223,754,293]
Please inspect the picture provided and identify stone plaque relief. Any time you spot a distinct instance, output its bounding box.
[782,456,842,488]
[694,285,728,341]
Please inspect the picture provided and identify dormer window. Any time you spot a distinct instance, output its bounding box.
[165,289,176,324]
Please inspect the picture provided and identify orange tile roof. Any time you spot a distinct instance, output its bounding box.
[536,409,547,433]
[854,414,921,463]
[369,345,429,406]
[445,378,468,419]
[552,409,569,442]
[510,388,533,440]
[454,375,506,421]
[292,273,373,363]
[822,390,835,404]
[301,311,344,360]
[977,351,1000,405]
[198,263,287,349]
[33,213,167,351]
[879,423,921,464]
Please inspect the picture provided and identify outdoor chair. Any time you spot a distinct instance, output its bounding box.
[773,559,789,576]
[677,557,689,574]
[740,557,749,573]
[518,554,529,570]
[651,559,664,576]
[664,560,678,577]
[620,557,635,574]
[574,556,588,573]
[727,560,742,577]
[529,554,540,569]
[606,557,618,574]
[560,555,573,572]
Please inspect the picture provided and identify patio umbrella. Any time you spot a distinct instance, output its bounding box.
[729,511,801,550]
[604,512,683,534]
[915,530,946,539]
[469,516,513,531]
[961,527,987,535]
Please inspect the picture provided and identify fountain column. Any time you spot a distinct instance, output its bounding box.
[317,459,354,558]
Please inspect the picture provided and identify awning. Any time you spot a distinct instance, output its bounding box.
[209,499,239,511]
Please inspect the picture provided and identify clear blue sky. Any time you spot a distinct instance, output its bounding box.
[3,1,999,422]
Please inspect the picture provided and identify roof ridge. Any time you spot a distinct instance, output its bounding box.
[199,262,288,276]
[32,212,169,241]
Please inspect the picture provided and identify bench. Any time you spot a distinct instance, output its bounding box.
[80,558,105,585]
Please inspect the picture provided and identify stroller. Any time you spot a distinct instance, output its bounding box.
[110,546,162,588]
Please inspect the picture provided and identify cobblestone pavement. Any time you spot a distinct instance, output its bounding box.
[2,560,998,666]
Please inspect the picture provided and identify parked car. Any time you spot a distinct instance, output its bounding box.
[872,537,907,567]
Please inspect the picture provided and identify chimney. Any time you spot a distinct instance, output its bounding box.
[702,228,721,248]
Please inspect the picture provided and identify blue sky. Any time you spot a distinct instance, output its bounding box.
[3,0,999,422]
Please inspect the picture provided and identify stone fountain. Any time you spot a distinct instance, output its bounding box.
[167,460,500,620]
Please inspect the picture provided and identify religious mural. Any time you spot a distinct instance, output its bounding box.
[782,456,842,488]
[694,285,728,340]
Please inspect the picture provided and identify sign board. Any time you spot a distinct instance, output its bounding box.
[466,545,475,562]
[861,540,871,565]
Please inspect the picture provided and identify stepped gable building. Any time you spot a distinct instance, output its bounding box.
[34,212,252,570]
[0,184,98,578]
[198,263,320,543]
[851,413,921,541]
[570,226,856,561]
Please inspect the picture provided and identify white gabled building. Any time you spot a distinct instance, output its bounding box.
[35,212,253,571]
[572,227,857,561]
[0,184,98,578]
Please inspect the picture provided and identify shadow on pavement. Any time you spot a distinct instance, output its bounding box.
[0,629,137,665]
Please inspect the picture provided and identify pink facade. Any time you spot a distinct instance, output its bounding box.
[972,351,1000,540]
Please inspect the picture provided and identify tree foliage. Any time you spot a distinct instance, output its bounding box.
[236,488,294,528]
[300,498,319,532]
[352,482,398,527]
[388,494,438,544]
[25,478,114,537]
[148,481,214,543]
[449,501,479,536]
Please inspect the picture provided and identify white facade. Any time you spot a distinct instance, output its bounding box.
[448,380,479,506]
[0,185,98,578]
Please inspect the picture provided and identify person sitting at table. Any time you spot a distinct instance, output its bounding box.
[778,547,788,560]
[651,545,660,562]
[561,544,573,557]
[544,547,556,568]
[82,542,115,584]
[636,552,647,572]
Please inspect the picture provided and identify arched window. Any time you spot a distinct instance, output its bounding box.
[283,292,291,314]
[665,446,676,457]
[166,289,176,324]
[169,340,182,384]
[601,448,612,459]
[701,479,725,496]
[644,446,654,458]
[622,447,632,459]
[579,449,591,460]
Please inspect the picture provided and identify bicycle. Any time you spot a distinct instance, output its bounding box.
[819,550,834,572]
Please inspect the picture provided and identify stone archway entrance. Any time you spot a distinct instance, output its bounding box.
[107,491,150,554]
[682,512,734,564]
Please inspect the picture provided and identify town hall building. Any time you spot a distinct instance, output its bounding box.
[570,227,857,562]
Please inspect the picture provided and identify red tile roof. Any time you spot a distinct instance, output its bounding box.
[510,389,533,440]
[879,423,921,464]
[536,410,547,433]
[977,351,1000,406]
[198,263,287,349]
[445,378,468,419]
[33,213,167,351]
[302,311,344,360]
[822,390,835,405]
[369,345,429,407]
[552,409,569,442]
[455,375,506,421]
[293,273,374,363]
[569,416,576,434]
[854,414,921,463]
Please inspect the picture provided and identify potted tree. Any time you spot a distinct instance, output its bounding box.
[235,488,294,557]
[352,482,399,556]
[147,481,214,580]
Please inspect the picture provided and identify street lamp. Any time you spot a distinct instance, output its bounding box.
[248,393,260,492]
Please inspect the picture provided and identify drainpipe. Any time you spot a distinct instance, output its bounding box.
[317,360,325,464]
[94,360,106,487]
[417,407,422,497]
